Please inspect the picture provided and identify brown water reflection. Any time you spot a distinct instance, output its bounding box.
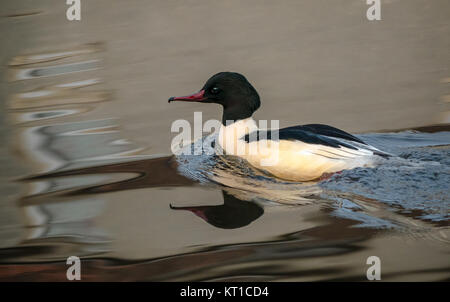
[0,0,449,281]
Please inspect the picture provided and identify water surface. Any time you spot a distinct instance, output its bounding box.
[0,0,449,282]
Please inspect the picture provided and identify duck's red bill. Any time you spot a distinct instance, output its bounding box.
[168,89,205,103]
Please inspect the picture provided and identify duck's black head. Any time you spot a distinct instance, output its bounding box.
[168,72,260,125]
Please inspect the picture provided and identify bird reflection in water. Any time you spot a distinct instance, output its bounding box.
[170,191,264,229]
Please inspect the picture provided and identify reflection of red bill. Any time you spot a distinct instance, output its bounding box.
[170,205,208,222]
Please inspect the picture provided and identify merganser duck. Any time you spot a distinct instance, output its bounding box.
[169,72,390,182]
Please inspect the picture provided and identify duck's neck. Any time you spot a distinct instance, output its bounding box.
[220,118,258,134]
[218,118,258,155]
[222,107,254,125]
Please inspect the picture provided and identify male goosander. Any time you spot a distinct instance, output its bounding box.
[169,72,390,182]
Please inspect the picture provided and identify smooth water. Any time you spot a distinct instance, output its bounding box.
[0,0,449,281]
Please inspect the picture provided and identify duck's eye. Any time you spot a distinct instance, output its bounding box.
[210,87,220,94]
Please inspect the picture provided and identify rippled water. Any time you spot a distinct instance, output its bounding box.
[1,1,449,282]
[1,123,448,281]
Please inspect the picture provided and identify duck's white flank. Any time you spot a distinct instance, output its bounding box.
[217,118,379,181]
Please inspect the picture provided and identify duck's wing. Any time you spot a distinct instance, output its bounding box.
[243,124,391,159]
[284,124,367,145]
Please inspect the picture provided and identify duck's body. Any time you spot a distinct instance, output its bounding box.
[169,72,390,182]
[217,117,387,181]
